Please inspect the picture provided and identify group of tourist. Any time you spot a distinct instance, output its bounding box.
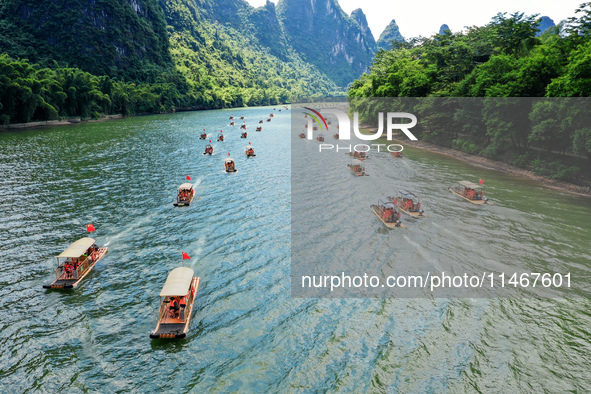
[463,187,483,200]
[168,296,187,319]
[381,206,401,223]
[178,189,192,202]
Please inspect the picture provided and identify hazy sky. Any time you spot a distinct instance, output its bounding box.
[244,0,583,40]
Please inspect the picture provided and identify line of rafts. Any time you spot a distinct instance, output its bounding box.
[43,240,201,339]
[221,147,256,173]
[366,181,489,229]
[228,117,264,132]
[370,191,426,229]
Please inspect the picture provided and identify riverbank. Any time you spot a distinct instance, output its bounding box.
[0,114,124,131]
[401,138,591,197]
[358,123,591,197]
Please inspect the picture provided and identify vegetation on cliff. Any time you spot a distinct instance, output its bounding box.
[348,4,591,182]
[0,0,349,123]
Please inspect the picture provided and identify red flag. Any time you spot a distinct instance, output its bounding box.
[479,178,484,185]
[209,140,212,143]
[186,175,191,181]
[220,130,223,133]
[182,252,191,260]
[249,142,251,145]
[86,224,95,232]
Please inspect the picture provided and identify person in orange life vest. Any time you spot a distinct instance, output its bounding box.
[383,208,392,222]
[67,262,75,277]
[169,297,180,318]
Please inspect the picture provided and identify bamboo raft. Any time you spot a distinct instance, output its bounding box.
[43,238,108,289]
[449,181,492,205]
[387,192,428,218]
[151,269,200,339]
[174,183,195,206]
[348,160,368,176]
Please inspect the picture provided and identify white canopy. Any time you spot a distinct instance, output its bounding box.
[178,183,193,190]
[459,181,481,189]
[159,267,194,297]
[58,237,95,258]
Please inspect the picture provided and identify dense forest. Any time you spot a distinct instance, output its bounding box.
[0,0,345,125]
[348,3,591,182]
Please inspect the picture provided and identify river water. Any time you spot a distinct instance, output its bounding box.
[0,107,590,392]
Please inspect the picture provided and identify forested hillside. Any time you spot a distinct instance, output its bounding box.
[2,0,381,124]
[277,0,376,86]
[348,4,591,182]
[0,0,173,81]
[162,0,340,107]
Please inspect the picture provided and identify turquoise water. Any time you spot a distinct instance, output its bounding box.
[0,107,590,392]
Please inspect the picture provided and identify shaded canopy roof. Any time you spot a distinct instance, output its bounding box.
[398,190,418,199]
[58,237,95,258]
[179,183,193,190]
[378,199,396,208]
[159,267,194,297]
[459,181,481,189]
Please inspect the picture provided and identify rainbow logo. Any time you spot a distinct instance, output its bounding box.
[303,107,328,132]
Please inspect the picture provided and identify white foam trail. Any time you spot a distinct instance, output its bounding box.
[403,234,439,269]
[105,211,160,246]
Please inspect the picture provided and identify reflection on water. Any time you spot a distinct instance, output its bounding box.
[0,108,590,391]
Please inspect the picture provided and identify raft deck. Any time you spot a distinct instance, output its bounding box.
[150,277,200,339]
[449,188,492,205]
[43,247,108,289]
[174,193,195,206]
[370,205,407,229]
[347,165,367,176]
[398,206,428,218]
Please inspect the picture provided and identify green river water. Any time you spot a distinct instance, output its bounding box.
[0,107,590,392]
